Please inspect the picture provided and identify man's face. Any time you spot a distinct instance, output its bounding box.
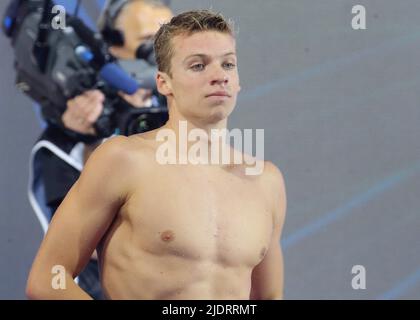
[161,31,241,124]
[115,2,172,58]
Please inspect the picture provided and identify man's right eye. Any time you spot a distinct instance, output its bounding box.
[191,64,205,71]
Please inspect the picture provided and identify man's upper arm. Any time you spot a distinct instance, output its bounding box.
[29,136,133,280]
[250,161,287,300]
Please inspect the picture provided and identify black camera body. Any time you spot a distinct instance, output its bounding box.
[3,0,168,140]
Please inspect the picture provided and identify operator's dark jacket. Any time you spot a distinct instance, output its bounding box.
[28,124,104,299]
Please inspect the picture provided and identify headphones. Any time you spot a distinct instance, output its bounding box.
[98,0,171,47]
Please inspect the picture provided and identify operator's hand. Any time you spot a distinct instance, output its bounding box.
[62,89,105,135]
[119,88,153,108]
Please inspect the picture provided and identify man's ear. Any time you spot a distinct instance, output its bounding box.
[156,71,172,96]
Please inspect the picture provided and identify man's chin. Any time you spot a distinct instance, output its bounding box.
[206,106,234,123]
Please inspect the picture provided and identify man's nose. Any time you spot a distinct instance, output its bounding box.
[210,68,229,86]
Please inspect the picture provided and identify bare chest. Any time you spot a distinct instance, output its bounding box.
[121,166,273,267]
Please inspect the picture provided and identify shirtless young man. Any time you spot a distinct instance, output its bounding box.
[26,9,287,300]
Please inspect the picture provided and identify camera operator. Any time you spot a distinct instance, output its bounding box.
[64,0,172,160]
[29,0,172,299]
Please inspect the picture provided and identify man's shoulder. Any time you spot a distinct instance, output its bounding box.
[97,134,154,158]
[79,135,155,196]
[93,135,132,161]
[259,161,286,198]
[85,135,152,173]
[262,161,284,182]
[258,161,286,226]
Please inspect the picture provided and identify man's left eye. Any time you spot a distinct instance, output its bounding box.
[223,62,236,69]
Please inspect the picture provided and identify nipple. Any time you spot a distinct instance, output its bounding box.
[160,230,175,242]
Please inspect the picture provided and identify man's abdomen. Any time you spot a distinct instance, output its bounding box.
[100,246,253,299]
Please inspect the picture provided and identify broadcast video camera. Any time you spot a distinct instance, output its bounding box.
[2,0,168,141]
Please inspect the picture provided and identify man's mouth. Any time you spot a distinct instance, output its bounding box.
[205,91,231,98]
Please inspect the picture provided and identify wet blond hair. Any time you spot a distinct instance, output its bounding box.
[154,9,235,76]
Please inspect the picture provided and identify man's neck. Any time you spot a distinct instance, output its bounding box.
[164,115,228,138]
[159,111,232,166]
